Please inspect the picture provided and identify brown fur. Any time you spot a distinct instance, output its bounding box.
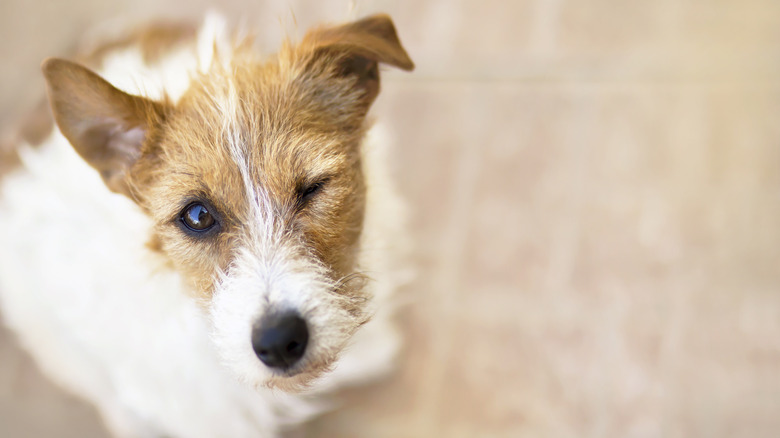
[41,13,414,314]
[0,137,21,178]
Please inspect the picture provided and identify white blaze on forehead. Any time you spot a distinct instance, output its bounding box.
[211,73,272,234]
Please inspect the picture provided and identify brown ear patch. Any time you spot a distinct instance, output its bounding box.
[42,58,167,196]
[307,14,415,71]
[302,14,414,108]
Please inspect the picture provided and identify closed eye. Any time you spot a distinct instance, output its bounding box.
[297,178,329,207]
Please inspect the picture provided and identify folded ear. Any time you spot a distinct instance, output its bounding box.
[42,58,166,196]
[303,14,414,108]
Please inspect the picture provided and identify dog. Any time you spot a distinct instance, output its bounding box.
[0,12,413,437]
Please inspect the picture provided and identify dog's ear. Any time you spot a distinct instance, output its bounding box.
[303,14,414,109]
[42,58,166,196]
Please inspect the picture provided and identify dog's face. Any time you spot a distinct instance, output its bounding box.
[41,15,413,390]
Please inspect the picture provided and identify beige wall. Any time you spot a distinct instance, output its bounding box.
[1,1,779,437]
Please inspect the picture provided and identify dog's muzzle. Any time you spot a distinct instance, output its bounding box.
[251,311,309,370]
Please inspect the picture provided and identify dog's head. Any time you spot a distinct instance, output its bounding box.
[41,14,413,390]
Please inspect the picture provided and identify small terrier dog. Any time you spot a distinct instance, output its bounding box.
[0,13,413,437]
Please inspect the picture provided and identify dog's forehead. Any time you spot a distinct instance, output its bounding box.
[147,64,356,218]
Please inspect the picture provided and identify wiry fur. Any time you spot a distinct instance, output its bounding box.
[0,13,413,437]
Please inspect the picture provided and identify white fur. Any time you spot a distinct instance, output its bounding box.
[0,16,407,438]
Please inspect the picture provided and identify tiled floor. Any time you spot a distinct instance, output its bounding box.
[1,1,779,437]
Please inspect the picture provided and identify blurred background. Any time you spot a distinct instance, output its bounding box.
[1,0,780,437]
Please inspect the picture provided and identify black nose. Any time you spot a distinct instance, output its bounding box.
[251,312,309,369]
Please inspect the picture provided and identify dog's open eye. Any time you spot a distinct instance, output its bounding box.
[180,203,216,232]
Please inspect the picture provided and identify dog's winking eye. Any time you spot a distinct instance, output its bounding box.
[297,178,329,206]
[180,203,216,232]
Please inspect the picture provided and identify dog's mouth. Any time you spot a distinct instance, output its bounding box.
[260,350,340,392]
[209,261,373,392]
[252,308,369,391]
[249,309,344,390]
